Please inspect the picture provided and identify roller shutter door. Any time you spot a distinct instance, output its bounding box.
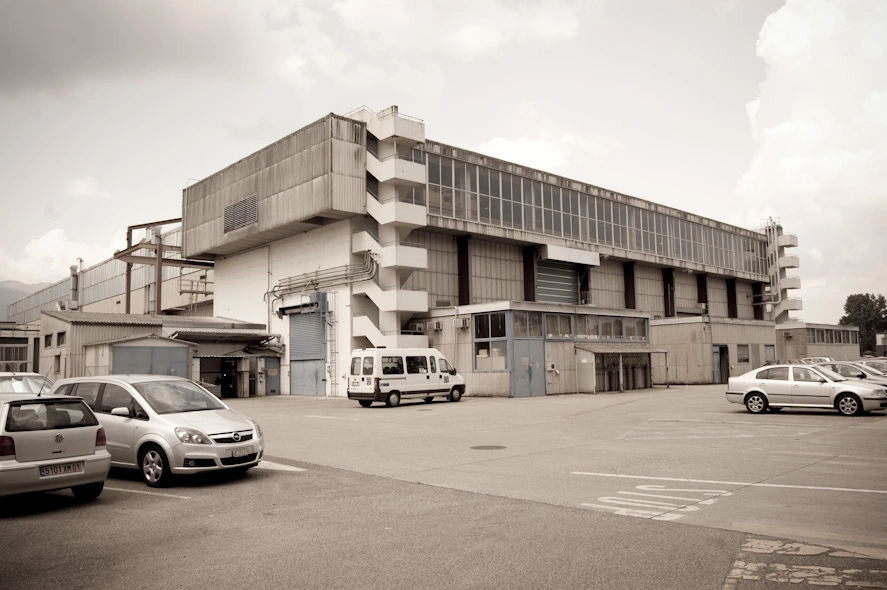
[537,260,579,305]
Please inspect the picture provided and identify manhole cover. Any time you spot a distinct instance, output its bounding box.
[470,445,507,450]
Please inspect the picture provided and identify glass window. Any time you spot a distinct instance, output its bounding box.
[600,317,624,340]
[99,384,134,414]
[72,382,101,409]
[737,345,750,363]
[766,367,789,380]
[576,315,599,340]
[350,357,362,376]
[513,311,543,339]
[56,332,66,346]
[793,367,822,382]
[545,314,573,339]
[381,356,404,375]
[429,356,437,373]
[44,334,51,348]
[406,356,429,374]
[134,380,224,414]
[474,312,509,371]
[362,357,374,375]
[475,314,490,339]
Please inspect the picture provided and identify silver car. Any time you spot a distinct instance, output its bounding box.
[815,361,887,386]
[726,364,887,416]
[0,372,53,395]
[51,375,264,487]
[0,393,110,499]
[858,359,887,373]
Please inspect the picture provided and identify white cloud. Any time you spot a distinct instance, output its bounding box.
[736,0,887,323]
[331,0,585,60]
[64,176,110,200]
[0,229,124,284]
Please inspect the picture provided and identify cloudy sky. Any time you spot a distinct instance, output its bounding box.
[0,0,884,323]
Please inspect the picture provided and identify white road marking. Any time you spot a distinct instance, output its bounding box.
[255,461,305,472]
[572,472,887,494]
[104,487,191,499]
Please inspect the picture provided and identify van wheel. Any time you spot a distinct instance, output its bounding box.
[358,400,372,408]
[449,387,463,402]
[385,391,401,407]
[836,393,862,416]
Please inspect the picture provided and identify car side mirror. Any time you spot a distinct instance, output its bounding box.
[110,407,130,417]
[857,373,866,379]
[450,368,457,375]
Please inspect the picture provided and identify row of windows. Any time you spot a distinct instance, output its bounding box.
[806,328,859,345]
[473,311,650,372]
[425,153,768,275]
[349,354,454,376]
[735,344,775,364]
[44,332,66,348]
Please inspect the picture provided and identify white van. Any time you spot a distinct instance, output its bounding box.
[346,348,466,407]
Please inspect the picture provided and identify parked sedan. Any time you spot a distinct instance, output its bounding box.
[0,393,110,498]
[51,375,264,487]
[815,361,887,386]
[858,359,887,373]
[0,372,53,394]
[726,364,887,416]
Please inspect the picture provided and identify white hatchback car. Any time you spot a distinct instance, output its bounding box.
[0,393,110,499]
[51,375,264,487]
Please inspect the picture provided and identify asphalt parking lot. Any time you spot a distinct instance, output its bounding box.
[2,383,886,589]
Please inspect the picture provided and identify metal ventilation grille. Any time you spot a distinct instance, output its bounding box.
[224,194,258,233]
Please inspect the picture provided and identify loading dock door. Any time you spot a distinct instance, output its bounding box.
[112,346,189,376]
[289,313,325,396]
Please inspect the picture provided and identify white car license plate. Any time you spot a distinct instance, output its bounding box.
[39,462,84,477]
[232,448,251,458]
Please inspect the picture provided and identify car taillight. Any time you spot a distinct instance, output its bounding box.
[95,427,106,448]
[0,436,14,457]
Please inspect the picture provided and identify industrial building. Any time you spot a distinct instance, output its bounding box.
[10,105,860,397]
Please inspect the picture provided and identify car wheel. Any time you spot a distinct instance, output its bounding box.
[139,444,174,487]
[358,400,372,408]
[836,393,863,416]
[424,396,433,403]
[385,391,401,408]
[769,407,783,412]
[71,481,104,500]
[449,387,463,402]
[744,392,768,414]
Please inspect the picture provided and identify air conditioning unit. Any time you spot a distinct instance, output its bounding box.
[453,318,470,329]
[428,321,443,331]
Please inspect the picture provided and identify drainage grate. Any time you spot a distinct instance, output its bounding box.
[470,445,506,451]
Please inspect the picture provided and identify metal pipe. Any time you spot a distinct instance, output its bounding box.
[155,229,163,315]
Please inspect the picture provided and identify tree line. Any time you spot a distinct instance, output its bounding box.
[840,293,887,355]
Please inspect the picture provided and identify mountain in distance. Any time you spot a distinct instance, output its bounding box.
[0,280,52,321]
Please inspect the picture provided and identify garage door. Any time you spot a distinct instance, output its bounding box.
[289,313,325,396]
[112,346,189,377]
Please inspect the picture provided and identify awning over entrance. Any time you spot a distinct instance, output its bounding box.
[169,328,277,345]
[575,343,669,390]
[575,343,666,354]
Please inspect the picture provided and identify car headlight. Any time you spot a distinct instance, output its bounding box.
[174,427,212,444]
[253,422,263,438]
[870,390,887,398]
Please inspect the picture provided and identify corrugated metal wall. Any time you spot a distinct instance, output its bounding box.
[587,259,624,308]
[402,230,459,308]
[736,281,755,319]
[708,276,729,317]
[674,272,697,310]
[470,239,523,304]
[182,114,367,258]
[635,264,664,317]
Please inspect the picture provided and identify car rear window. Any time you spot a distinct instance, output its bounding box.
[5,400,99,432]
